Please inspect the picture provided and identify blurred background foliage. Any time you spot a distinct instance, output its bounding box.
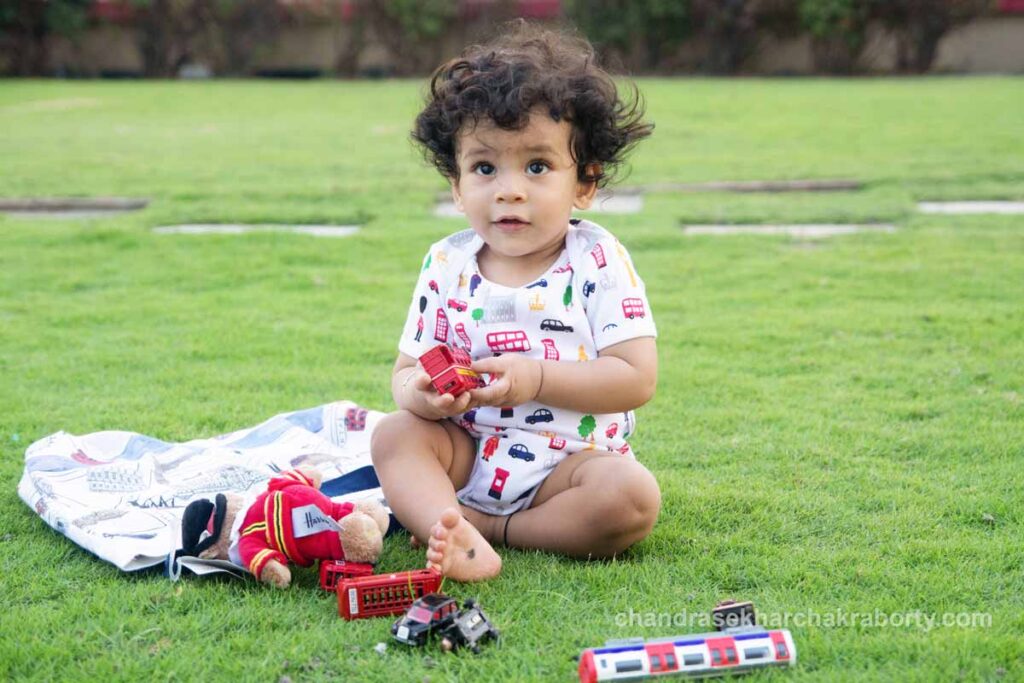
[0,0,1005,77]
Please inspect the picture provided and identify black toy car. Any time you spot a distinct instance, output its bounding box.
[391,593,459,646]
[439,599,500,654]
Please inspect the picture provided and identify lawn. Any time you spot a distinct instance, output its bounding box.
[0,76,1022,681]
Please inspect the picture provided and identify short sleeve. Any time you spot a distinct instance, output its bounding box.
[579,234,657,352]
[397,243,449,360]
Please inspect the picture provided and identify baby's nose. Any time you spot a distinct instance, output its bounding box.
[494,178,526,203]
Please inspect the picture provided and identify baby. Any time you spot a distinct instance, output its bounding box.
[371,23,660,581]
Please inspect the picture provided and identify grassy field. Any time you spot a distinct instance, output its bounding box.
[1,77,1022,681]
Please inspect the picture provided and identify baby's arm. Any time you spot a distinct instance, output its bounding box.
[470,336,657,414]
[391,353,474,421]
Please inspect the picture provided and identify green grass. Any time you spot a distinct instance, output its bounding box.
[1,77,1022,682]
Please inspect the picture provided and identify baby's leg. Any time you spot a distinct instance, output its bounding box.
[473,451,661,558]
[370,410,501,581]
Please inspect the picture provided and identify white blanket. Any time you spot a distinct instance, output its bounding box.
[18,401,388,574]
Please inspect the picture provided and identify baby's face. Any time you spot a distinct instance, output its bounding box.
[451,109,596,275]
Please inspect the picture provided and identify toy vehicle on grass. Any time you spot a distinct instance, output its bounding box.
[439,599,500,654]
[578,627,795,682]
[419,344,485,398]
[392,595,500,654]
[337,568,443,620]
[391,593,460,646]
[318,559,374,591]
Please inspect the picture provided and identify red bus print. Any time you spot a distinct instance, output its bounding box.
[590,243,607,268]
[621,297,646,319]
[486,330,530,353]
[454,322,472,351]
[434,309,449,342]
[344,407,368,431]
[549,436,566,450]
[541,338,559,360]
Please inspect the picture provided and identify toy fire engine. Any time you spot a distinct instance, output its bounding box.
[419,344,486,398]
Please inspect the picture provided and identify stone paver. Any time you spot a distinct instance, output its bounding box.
[153,224,360,237]
[682,224,896,238]
[0,197,148,219]
[918,201,1024,215]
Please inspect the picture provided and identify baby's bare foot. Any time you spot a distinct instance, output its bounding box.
[458,504,499,544]
[426,508,502,582]
[410,534,423,549]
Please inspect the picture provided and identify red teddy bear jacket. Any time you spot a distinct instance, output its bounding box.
[232,469,355,578]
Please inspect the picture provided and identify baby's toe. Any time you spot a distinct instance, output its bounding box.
[439,507,461,530]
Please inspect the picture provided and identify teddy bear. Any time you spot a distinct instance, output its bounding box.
[180,466,389,588]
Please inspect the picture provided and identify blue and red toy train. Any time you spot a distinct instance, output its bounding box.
[578,626,796,681]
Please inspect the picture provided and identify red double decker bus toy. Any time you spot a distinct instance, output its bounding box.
[418,344,485,398]
[337,568,443,620]
[318,560,375,591]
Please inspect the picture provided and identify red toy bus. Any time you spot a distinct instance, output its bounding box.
[337,568,444,620]
[319,560,375,591]
[419,344,485,398]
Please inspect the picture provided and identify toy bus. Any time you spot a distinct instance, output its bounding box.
[318,560,375,591]
[578,627,796,682]
[337,568,443,620]
[419,344,485,398]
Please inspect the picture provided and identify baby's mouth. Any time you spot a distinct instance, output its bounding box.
[493,218,530,231]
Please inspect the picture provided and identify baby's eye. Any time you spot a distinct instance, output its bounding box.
[473,163,495,176]
[526,161,549,175]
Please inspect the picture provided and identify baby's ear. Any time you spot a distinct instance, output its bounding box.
[450,180,465,212]
[574,166,600,210]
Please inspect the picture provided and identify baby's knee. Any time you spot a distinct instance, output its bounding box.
[370,410,430,466]
[595,461,661,542]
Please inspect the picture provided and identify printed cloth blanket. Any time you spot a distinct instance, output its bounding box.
[17,401,388,575]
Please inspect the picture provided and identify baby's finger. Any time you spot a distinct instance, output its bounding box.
[451,391,473,413]
[413,371,434,392]
[470,379,508,406]
[470,357,496,374]
[429,391,455,411]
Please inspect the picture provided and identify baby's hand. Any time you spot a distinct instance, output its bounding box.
[469,355,542,408]
[405,367,475,420]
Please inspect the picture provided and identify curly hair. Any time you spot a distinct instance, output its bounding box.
[412,21,653,188]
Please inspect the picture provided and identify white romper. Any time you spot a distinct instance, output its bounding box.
[398,219,657,515]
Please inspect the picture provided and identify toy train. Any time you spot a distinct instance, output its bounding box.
[578,626,796,682]
[419,344,485,397]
